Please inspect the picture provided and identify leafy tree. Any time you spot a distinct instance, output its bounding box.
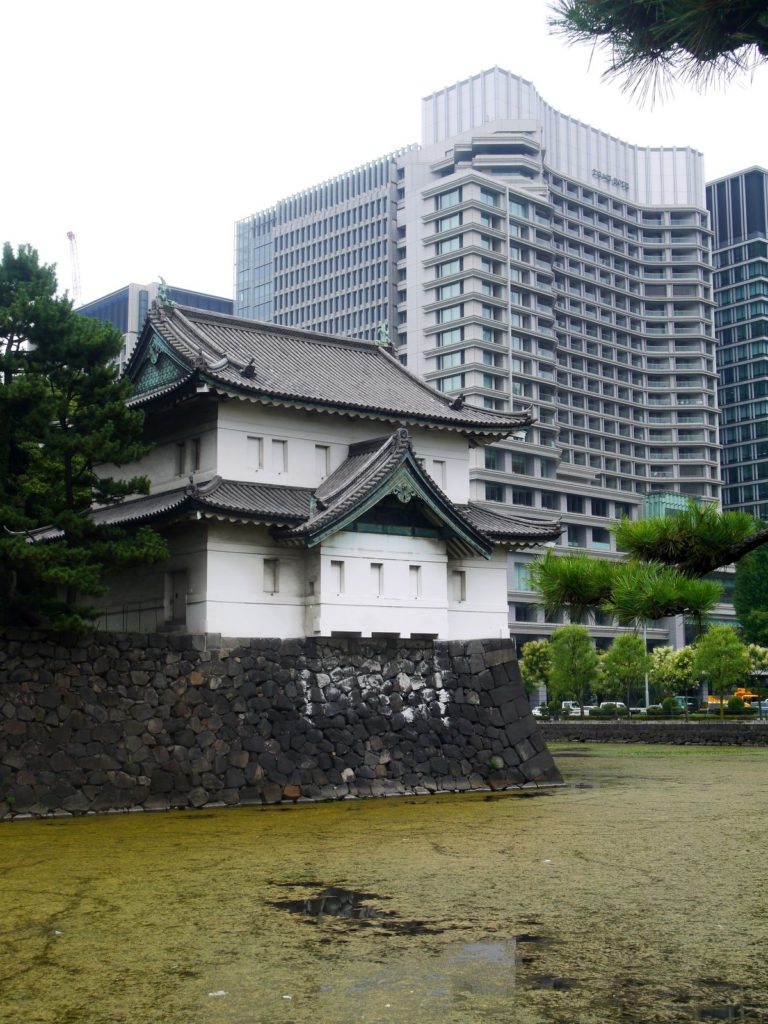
[0,242,167,633]
[549,0,768,100]
[648,645,696,698]
[747,643,768,675]
[691,625,752,717]
[519,639,552,697]
[528,502,764,627]
[549,625,598,712]
[600,633,649,707]
[734,544,768,645]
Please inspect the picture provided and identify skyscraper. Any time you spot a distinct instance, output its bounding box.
[236,68,726,648]
[707,167,768,518]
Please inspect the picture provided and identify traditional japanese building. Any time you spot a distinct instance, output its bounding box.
[89,302,560,639]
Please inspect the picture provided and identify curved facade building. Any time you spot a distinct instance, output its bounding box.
[236,68,726,648]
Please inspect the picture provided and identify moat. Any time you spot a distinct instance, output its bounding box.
[1,744,766,1024]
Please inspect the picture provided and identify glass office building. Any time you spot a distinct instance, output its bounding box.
[236,68,729,647]
[707,167,768,518]
[78,282,233,371]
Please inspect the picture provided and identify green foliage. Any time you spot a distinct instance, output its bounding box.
[549,625,598,706]
[519,639,552,696]
[528,552,615,622]
[0,242,167,633]
[649,646,696,696]
[549,0,768,100]
[600,633,649,703]
[734,545,768,644]
[604,560,721,625]
[691,626,752,700]
[747,643,768,682]
[529,548,721,626]
[726,696,748,715]
[614,502,760,577]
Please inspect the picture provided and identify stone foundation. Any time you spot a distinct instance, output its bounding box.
[540,720,768,745]
[0,632,561,818]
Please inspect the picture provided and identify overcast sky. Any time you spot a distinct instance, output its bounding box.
[5,0,768,305]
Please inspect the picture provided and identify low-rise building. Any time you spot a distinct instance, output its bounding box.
[85,302,560,638]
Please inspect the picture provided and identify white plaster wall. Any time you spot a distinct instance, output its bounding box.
[408,425,470,503]
[312,531,450,638]
[102,406,218,495]
[203,522,306,637]
[216,402,472,502]
[94,525,208,634]
[447,549,510,639]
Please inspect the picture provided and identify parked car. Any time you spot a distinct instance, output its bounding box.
[532,704,546,718]
[599,701,627,712]
[561,700,582,716]
[672,695,698,713]
[750,700,768,714]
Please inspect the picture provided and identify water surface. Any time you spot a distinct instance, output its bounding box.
[1,744,766,1023]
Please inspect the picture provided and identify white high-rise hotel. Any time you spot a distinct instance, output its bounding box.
[236,69,728,647]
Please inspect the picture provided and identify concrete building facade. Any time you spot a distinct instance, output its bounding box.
[235,68,727,648]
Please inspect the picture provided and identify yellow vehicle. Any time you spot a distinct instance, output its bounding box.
[705,687,760,708]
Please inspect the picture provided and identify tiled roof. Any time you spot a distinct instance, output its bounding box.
[460,502,562,544]
[128,304,535,437]
[30,437,561,551]
[274,425,487,548]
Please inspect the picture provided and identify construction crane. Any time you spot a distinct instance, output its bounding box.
[66,231,82,306]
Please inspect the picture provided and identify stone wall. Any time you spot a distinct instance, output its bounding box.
[0,632,561,819]
[540,721,768,746]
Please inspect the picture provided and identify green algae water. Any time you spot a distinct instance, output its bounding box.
[1,744,767,1024]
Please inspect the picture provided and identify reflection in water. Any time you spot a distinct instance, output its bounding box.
[1,744,767,1023]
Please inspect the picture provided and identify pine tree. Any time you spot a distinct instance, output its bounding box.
[0,243,167,633]
[550,0,768,100]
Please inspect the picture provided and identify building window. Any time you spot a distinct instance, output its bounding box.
[540,491,560,510]
[437,236,461,255]
[175,442,185,476]
[436,259,461,278]
[511,487,533,507]
[436,213,461,233]
[432,459,447,487]
[315,444,330,478]
[513,562,532,591]
[436,327,463,347]
[485,483,504,502]
[272,439,288,473]
[247,436,264,470]
[479,187,501,208]
[371,562,383,596]
[485,447,504,471]
[437,281,462,300]
[330,559,345,594]
[436,187,462,210]
[437,304,463,324]
[438,350,464,370]
[191,438,201,472]
[567,495,584,514]
[263,558,279,594]
[409,564,422,599]
[514,603,536,622]
[452,569,467,602]
[437,373,464,392]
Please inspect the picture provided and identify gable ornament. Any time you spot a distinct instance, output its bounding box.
[392,480,416,504]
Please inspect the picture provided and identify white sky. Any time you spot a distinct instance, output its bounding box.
[4,0,768,305]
